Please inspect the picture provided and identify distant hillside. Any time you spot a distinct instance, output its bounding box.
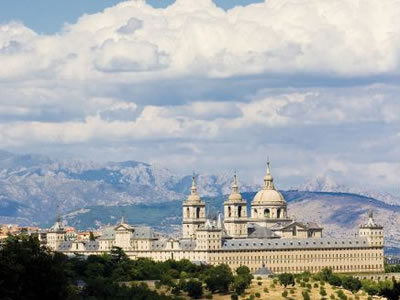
[61,191,400,254]
[0,150,256,225]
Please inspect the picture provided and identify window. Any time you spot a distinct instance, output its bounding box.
[264,209,270,218]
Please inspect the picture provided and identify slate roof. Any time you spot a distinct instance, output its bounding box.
[221,237,369,250]
[248,223,280,239]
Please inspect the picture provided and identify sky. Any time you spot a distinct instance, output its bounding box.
[0,0,399,194]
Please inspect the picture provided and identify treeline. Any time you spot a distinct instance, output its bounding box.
[0,235,252,300]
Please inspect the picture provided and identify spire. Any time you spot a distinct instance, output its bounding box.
[120,215,125,224]
[232,171,239,194]
[228,171,243,201]
[191,174,197,195]
[263,159,275,190]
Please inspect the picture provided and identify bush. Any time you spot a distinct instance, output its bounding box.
[282,290,288,298]
[231,294,238,300]
[256,276,262,280]
[314,283,319,288]
[263,287,269,293]
[205,294,213,299]
[330,295,335,299]
[155,281,161,289]
[306,283,312,289]
[279,273,295,288]
[185,280,203,299]
[320,288,327,296]
[270,284,275,288]
[302,291,310,300]
[273,279,278,284]
[300,282,306,287]
[290,288,295,294]
[255,292,260,298]
[367,297,372,300]
[257,282,262,286]
[342,277,361,293]
[321,281,325,286]
[336,289,348,300]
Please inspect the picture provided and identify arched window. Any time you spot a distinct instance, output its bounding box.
[196,207,200,219]
[228,206,232,217]
[238,206,242,218]
[277,208,281,219]
[264,209,270,218]
[254,209,258,216]
[186,207,190,218]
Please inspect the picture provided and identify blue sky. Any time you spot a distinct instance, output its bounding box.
[0,0,263,33]
[0,0,399,194]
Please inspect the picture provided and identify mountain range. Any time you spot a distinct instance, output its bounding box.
[0,150,399,254]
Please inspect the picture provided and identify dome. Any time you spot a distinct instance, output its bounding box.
[252,161,286,204]
[227,173,244,202]
[253,189,285,203]
[228,192,243,201]
[185,175,203,203]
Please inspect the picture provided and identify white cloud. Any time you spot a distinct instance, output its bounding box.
[0,0,399,194]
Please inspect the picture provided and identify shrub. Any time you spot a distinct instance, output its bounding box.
[231,294,238,300]
[205,294,213,299]
[336,289,347,300]
[257,282,262,286]
[314,283,319,288]
[263,287,269,293]
[282,290,288,298]
[302,291,310,300]
[306,283,312,289]
[185,279,203,299]
[330,294,335,299]
[300,282,306,287]
[367,297,372,300]
[273,279,278,284]
[255,292,260,298]
[270,284,275,288]
[256,276,262,280]
[290,288,295,294]
[279,273,295,288]
[320,288,327,296]
[320,281,325,286]
[155,281,161,289]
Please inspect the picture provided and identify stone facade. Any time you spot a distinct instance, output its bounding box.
[51,162,385,274]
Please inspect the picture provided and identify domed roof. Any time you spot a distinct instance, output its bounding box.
[252,161,286,204]
[253,189,285,203]
[227,173,244,202]
[186,176,202,202]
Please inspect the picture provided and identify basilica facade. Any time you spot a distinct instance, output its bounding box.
[49,162,385,274]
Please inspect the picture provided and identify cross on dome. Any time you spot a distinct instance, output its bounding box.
[263,160,275,190]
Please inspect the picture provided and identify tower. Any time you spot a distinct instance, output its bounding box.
[46,215,66,251]
[250,161,291,228]
[359,211,384,247]
[223,173,248,238]
[182,175,206,239]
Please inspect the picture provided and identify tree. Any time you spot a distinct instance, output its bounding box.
[379,279,400,300]
[279,273,295,288]
[342,277,361,293]
[185,279,203,299]
[0,235,73,300]
[233,275,248,295]
[204,264,234,293]
[89,231,96,241]
[110,246,129,263]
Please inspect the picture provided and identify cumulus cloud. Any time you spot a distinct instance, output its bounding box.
[0,0,399,194]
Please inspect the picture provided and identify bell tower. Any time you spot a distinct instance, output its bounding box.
[182,175,206,239]
[359,211,384,247]
[223,173,248,238]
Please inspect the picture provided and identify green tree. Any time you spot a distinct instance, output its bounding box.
[89,231,96,241]
[110,246,129,263]
[342,277,361,293]
[0,235,73,300]
[204,264,234,293]
[379,279,400,300]
[279,273,295,288]
[185,279,203,299]
[233,275,248,295]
